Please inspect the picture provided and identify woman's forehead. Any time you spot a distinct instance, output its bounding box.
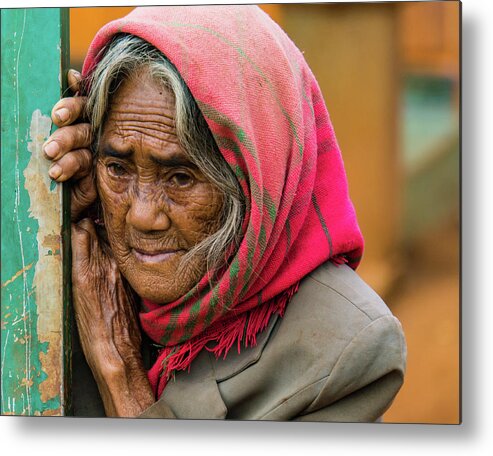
[100,74,181,157]
[99,142,195,170]
[109,71,175,115]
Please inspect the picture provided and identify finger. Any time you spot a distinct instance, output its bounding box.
[72,218,100,270]
[71,173,97,221]
[77,217,98,238]
[51,95,88,127]
[43,123,92,161]
[48,148,93,182]
[71,220,94,271]
[67,69,83,94]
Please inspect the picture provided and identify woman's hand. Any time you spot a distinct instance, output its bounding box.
[72,218,155,417]
[44,69,97,221]
[48,70,154,416]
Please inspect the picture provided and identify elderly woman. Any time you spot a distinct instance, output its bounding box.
[45,5,406,420]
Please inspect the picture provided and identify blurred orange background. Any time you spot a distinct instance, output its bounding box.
[70,2,460,424]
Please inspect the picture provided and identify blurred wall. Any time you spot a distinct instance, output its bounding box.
[280,3,401,296]
[399,1,460,79]
[70,7,135,69]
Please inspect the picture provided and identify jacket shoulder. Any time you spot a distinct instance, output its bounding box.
[214,262,406,420]
[307,261,393,321]
[262,262,404,383]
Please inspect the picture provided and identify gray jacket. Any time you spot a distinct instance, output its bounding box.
[139,261,406,421]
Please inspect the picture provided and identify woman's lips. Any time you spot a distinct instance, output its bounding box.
[132,248,183,264]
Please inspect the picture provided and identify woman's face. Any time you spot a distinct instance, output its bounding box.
[96,70,224,304]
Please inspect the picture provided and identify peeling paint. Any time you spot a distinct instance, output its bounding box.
[41,408,60,416]
[23,109,63,407]
[20,377,34,388]
[43,233,61,255]
[2,263,33,288]
[2,8,70,416]
[38,333,62,403]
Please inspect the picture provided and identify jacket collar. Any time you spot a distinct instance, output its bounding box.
[159,347,228,419]
[157,312,280,419]
[213,312,279,382]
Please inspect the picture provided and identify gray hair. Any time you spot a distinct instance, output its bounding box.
[85,34,245,275]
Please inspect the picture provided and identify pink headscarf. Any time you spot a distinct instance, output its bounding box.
[83,5,364,398]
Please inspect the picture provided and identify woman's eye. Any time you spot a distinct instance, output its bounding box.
[107,163,127,177]
[169,172,193,187]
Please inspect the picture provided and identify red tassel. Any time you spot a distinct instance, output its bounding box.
[150,282,300,398]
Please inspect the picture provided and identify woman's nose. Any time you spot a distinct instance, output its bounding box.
[126,192,171,232]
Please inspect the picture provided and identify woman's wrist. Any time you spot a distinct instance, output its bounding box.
[101,361,155,417]
[86,339,155,417]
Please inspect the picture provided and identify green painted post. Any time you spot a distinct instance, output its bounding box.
[1,8,71,416]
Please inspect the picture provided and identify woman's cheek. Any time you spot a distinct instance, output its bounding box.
[179,184,224,235]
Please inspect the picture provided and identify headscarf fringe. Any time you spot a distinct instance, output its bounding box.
[151,282,299,398]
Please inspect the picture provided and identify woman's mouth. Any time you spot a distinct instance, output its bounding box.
[132,248,184,263]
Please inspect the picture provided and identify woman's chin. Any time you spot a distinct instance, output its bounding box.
[121,262,201,305]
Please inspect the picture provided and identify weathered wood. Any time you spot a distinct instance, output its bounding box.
[1,8,71,416]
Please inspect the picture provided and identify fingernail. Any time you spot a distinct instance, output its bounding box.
[44,141,59,158]
[69,69,81,78]
[49,164,62,180]
[55,108,70,123]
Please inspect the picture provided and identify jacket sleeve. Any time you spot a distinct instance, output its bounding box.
[262,314,406,422]
[298,315,406,422]
[138,398,177,419]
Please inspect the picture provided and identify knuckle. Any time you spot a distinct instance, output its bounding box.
[64,149,94,181]
[79,123,92,146]
[71,97,87,120]
[80,148,94,168]
[64,152,79,171]
[49,130,69,151]
[51,124,89,155]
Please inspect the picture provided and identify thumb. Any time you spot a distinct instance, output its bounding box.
[71,218,98,272]
[71,171,97,221]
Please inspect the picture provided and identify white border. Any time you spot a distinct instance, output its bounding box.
[1,0,491,455]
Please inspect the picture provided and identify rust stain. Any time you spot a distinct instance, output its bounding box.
[20,377,34,388]
[43,233,61,255]
[38,332,62,404]
[42,408,60,416]
[2,262,34,288]
[24,109,64,410]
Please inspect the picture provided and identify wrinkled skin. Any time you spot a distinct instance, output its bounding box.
[45,69,223,416]
[96,70,223,304]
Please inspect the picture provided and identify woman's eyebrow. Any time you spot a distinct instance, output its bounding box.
[100,146,198,169]
[151,155,198,169]
[100,146,132,159]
